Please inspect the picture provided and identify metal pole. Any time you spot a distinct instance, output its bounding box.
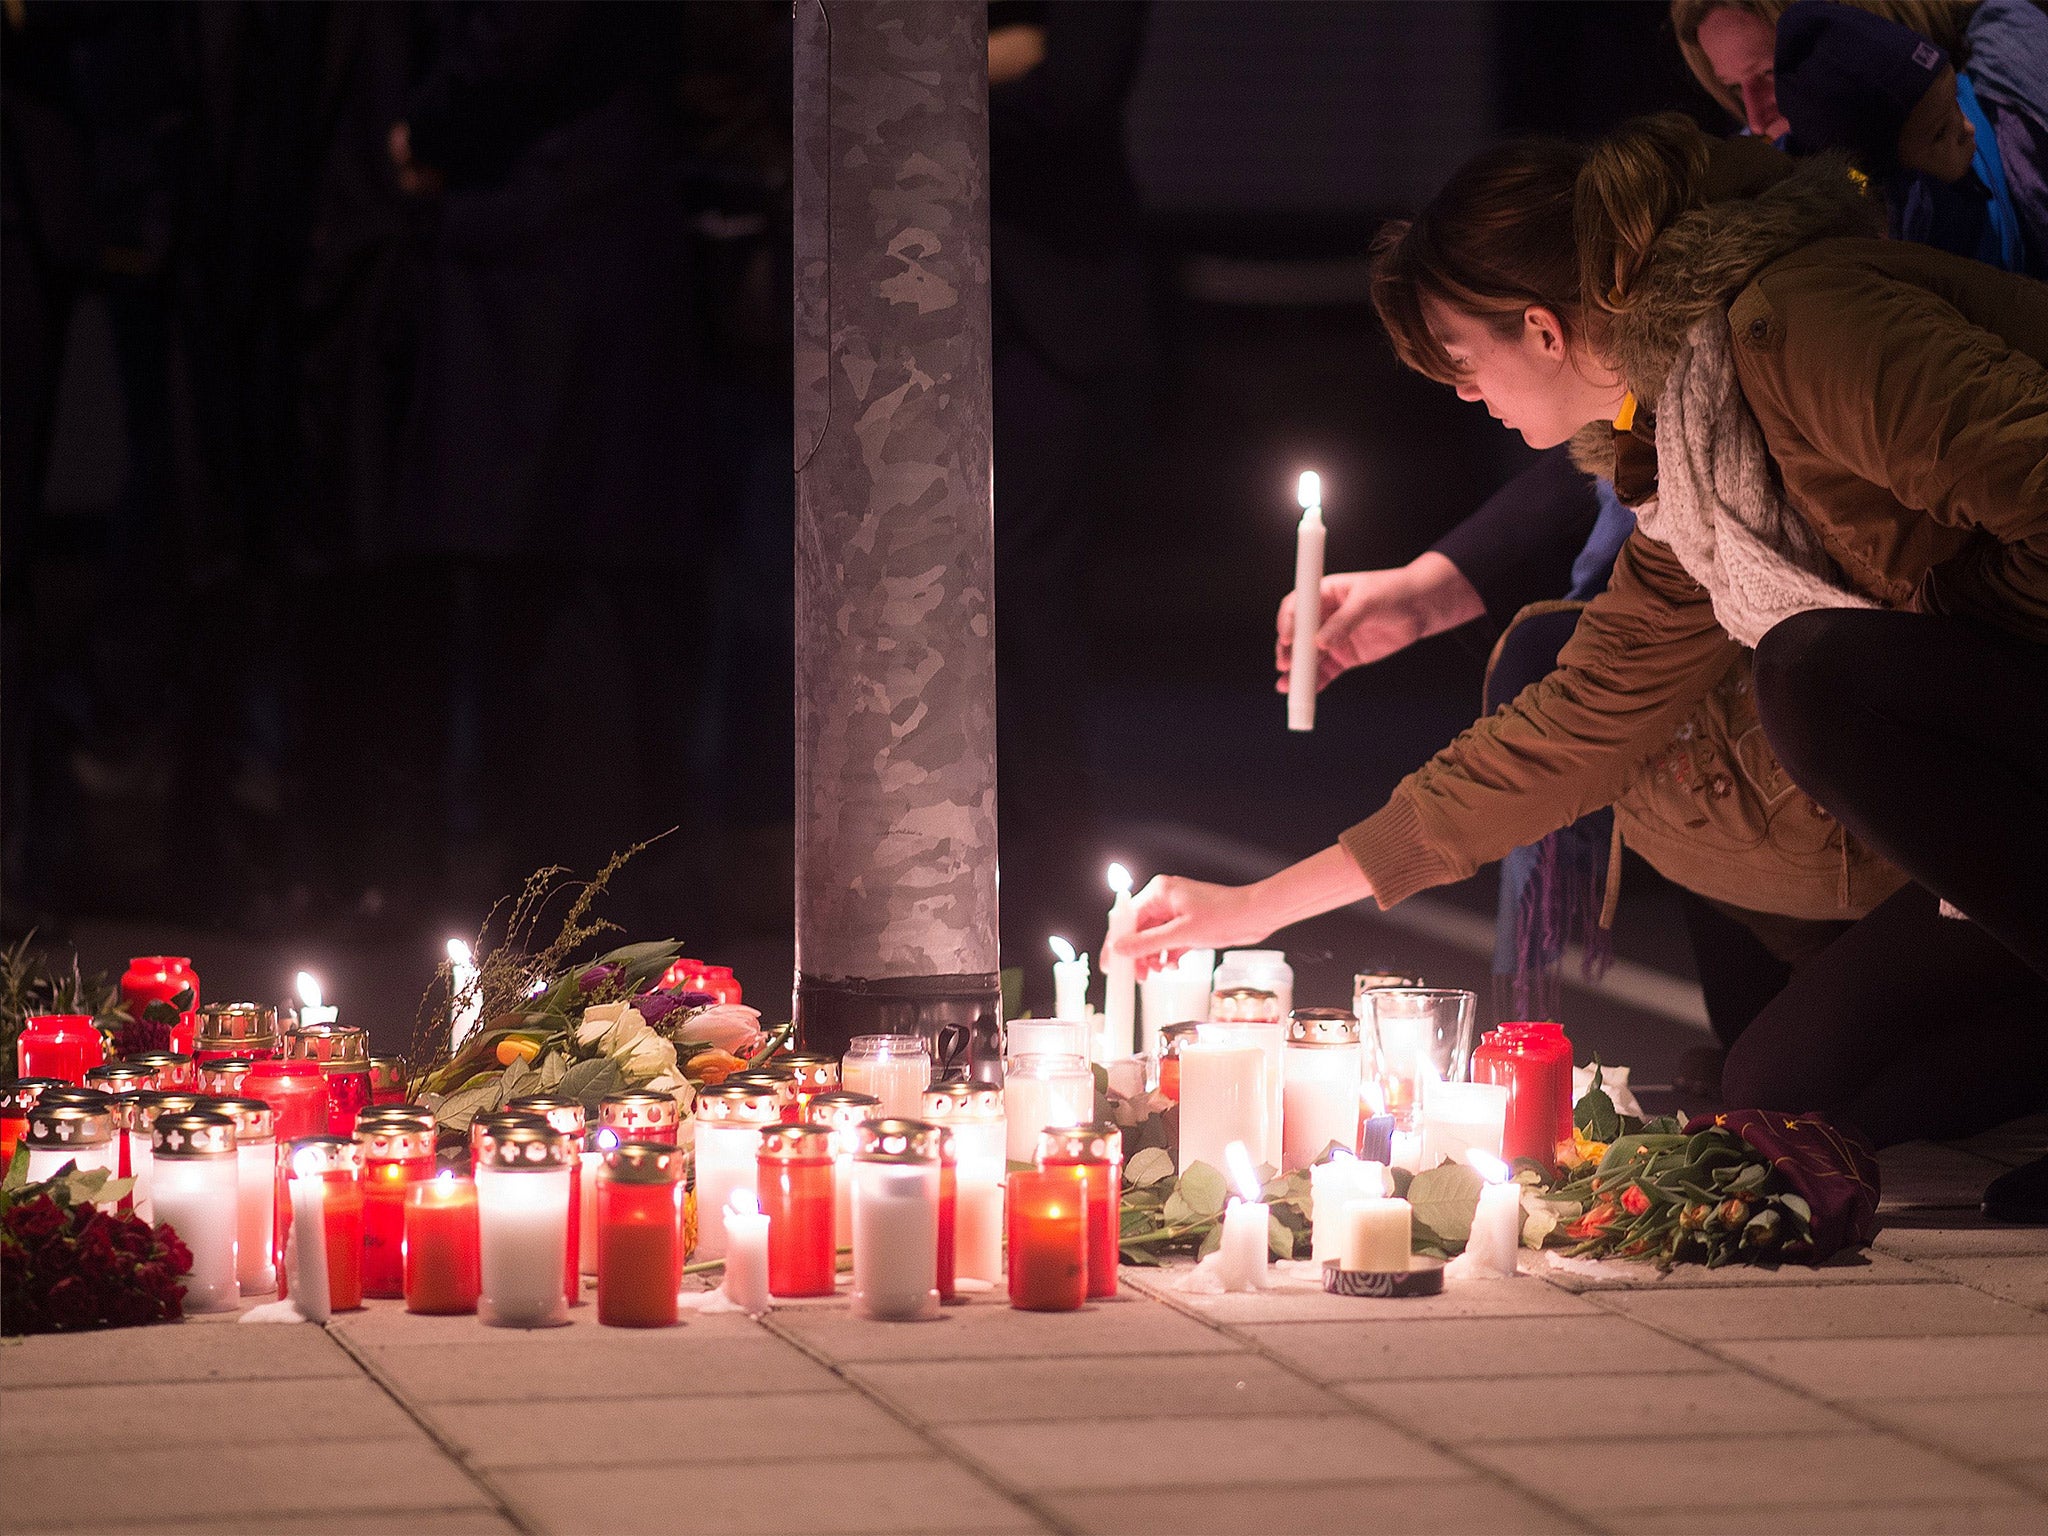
[791,1,1000,1077]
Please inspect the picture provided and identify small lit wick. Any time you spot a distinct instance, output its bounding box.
[1297,470,1322,510]
[1465,1148,1511,1184]
[1224,1139,1263,1205]
[1049,935,1078,965]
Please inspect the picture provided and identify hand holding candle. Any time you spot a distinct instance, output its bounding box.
[1287,471,1325,732]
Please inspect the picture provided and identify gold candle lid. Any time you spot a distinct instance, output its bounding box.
[505,1094,588,1143]
[1287,1009,1361,1047]
[25,1100,117,1149]
[1157,1021,1204,1058]
[209,1095,277,1142]
[1353,971,1422,993]
[355,1117,435,1162]
[600,1140,686,1184]
[123,1052,195,1088]
[802,1089,881,1130]
[0,1078,68,1115]
[198,1002,278,1049]
[195,1058,255,1095]
[358,1102,435,1131]
[854,1117,948,1165]
[469,1109,538,1151]
[694,1082,781,1126]
[1036,1120,1122,1165]
[598,1090,681,1134]
[723,1071,797,1107]
[283,1023,369,1069]
[368,1056,409,1095]
[776,1053,840,1092]
[33,1085,114,1111]
[286,1134,363,1177]
[1210,987,1282,1023]
[474,1115,569,1172]
[758,1123,833,1160]
[921,1079,1003,1123]
[152,1109,236,1159]
[84,1063,155,1094]
[122,1090,205,1134]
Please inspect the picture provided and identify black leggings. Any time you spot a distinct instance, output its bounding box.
[1722,609,2048,1148]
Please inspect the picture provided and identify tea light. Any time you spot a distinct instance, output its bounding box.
[355,1106,435,1299]
[691,1083,778,1261]
[1217,1141,1270,1292]
[1038,1122,1122,1299]
[721,1188,772,1316]
[1310,1151,1388,1264]
[850,1119,942,1321]
[1283,1009,1364,1171]
[475,1115,571,1328]
[1101,864,1137,1060]
[507,1094,588,1305]
[212,1096,278,1293]
[1419,1080,1509,1169]
[1463,1150,1522,1278]
[149,1109,240,1312]
[758,1123,836,1297]
[1049,936,1090,1024]
[597,1140,686,1327]
[842,1035,931,1119]
[1178,1031,1266,1180]
[1007,1167,1086,1311]
[405,1169,481,1314]
[1340,1196,1412,1272]
[1002,1052,1093,1163]
[280,1135,364,1312]
[805,1089,881,1250]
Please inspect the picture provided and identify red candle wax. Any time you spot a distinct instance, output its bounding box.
[361,1153,432,1298]
[1040,1152,1121,1300]
[759,1133,836,1298]
[170,1013,198,1056]
[597,1174,681,1327]
[323,1069,373,1137]
[1007,1169,1087,1312]
[1,1113,23,1164]
[19,1016,105,1085]
[936,1157,958,1303]
[405,1173,481,1314]
[278,1168,365,1311]
[244,1060,330,1145]
[119,956,199,1017]
[1477,1024,1575,1174]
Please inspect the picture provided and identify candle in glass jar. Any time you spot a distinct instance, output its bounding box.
[758,1123,835,1298]
[368,1056,409,1107]
[20,1015,105,1085]
[245,1053,328,1146]
[405,1168,481,1314]
[841,1035,931,1119]
[598,1090,683,1147]
[1419,1080,1509,1170]
[1282,1009,1364,1172]
[1007,1167,1086,1311]
[211,1096,278,1293]
[924,1081,1005,1288]
[1002,1052,1092,1164]
[507,1094,588,1305]
[286,1160,332,1322]
[124,1051,196,1091]
[1310,1152,1389,1264]
[691,1083,778,1262]
[279,1135,364,1311]
[850,1119,942,1322]
[23,1098,119,1188]
[149,1109,241,1312]
[475,1116,571,1328]
[194,1058,254,1097]
[120,955,199,1020]
[1178,1032,1267,1181]
[122,1091,200,1219]
[804,1090,881,1251]
[775,1056,840,1123]
[954,1153,1005,1286]
[0,1079,63,1165]
[355,1106,436,1299]
[596,1140,685,1328]
[196,1003,279,1065]
[1037,1122,1122,1300]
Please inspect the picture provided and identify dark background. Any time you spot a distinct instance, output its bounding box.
[3,1,1724,1062]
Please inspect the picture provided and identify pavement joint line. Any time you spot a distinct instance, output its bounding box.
[752,1309,1077,1536]
[321,1321,544,1536]
[1574,1283,2048,1507]
[1118,1268,1612,1536]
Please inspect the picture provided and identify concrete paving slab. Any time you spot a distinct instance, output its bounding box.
[935,1412,1462,1494]
[1471,1431,2020,1514]
[348,1330,844,1403]
[3,1437,488,1530]
[1124,1267,1600,1323]
[1873,1218,2048,1261]
[1914,1254,2048,1311]
[155,1512,519,1536]
[0,1375,416,1454]
[495,1456,1048,1535]
[1999,1460,2048,1497]
[1044,1477,1580,1536]
[1532,1248,1931,1291]
[1716,1333,2048,1399]
[1341,1368,1854,1443]
[1624,1499,2048,1534]
[0,1319,360,1390]
[1592,1281,2048,1339]
[1857,1393,2048,1465]
[844,1352,1347,1423]
[767,1293,1241,1362]
[1878,1145,2009,1209]
[1240,1314,1714,1382]
[427,1389,928,1468]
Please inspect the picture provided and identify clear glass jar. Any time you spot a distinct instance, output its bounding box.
[1001,1052,1092,1164]
[841,1035,931,1119]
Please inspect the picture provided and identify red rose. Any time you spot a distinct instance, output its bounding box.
[1620,1186,1652,1217]
[7,1195,64,1244]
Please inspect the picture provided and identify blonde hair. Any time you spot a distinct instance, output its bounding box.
[1671,0,1977,123]
[1575,114,1715,328]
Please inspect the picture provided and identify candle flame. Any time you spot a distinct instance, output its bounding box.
[1465,1148,1511,1184]
[1224,1140,1262,1204]
[594,1128,620,1152]
[1297,470,1322,509]
[292,1148,324,1178]
[1106,862,1132,895]
[1361,1078,1388,1116]
[729,1187,761,1218]
[296,971,322,1009]
[446,938,472,968]
[436,1169,456,1189]
[1049,935,1078,965]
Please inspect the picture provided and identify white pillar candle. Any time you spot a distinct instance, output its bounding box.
[953,1155,1005,1284]
[476,1165,572,1327]
[127,1130,155,1222]
[693,1123,763,1262]
[1049,937,1090,1025]
[851,1158,939,1321]
[25,1139,118,1189]
[1464,1171,1523,1279]
[720,1190,772,1315]
[446,939,482,1051]
[1309,1155,1388,1264]
[1217,1197,1270,1291]
[1420,1080,1509,1170]
[842,1036,932,1119]
[1340,1196,1412,1272]
[287,1169,331,1322]
[1138,966,1179,1052]
[235,1138,278,1293]
[151,1122,240,1314]
[1172,950,1216,1030]
[1177,1036,1266,1179]
[1101,864,1138,1061]
[1390,1129,1423,1173]
[1282,1038,1363,1172]
[1002,1053,1093,1164]
[1287,471,1325,732]
[1241,1020,1288,1169]
[295,972,337,1031]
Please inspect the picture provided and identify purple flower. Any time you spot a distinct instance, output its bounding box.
[677,990,718,1008]
[577,963,618,994]
[636,992,686,1027]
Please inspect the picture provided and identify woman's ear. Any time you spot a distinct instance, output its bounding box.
[1523,305,1569,360]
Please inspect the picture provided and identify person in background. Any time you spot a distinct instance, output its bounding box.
[1774,0,2048,277]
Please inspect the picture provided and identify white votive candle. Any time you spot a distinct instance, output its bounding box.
[1003,1053,1093,1164]
[693,1122,763,1263]
[1282,1011,1364,1172]
[851,1156,939,1321]
[149,1111,240,1313]
[954,1154,1005,1285]
[1420,1080,1509,1170]
[1177,1034,1266,1178]
[287,1165,332,1322]
[1217,1197,1269,1291]
[234,1134,278,1294]
[1340,1197,1412,1272]
[721,1190,772,1314]
[1310,1155,1388,1264]
[1462,1151,1522,1278]
[475,1125,573,1329]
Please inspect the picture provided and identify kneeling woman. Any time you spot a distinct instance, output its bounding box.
[1118,116,2048,1215]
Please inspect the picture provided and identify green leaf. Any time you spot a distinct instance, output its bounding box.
[558,1056,625,1106]
[538,1051,569,1090]
[1177,1161,1230,1220]
[1126,1147,1175,1188]
[1578,1086,1622,1143]
[1389,1166,1415,1199]
[1267,1209,1294,1259]
[63,1166,113,1205]
[1196,1223,1223,1259]
[1408,1163,1485,1247]
[596,940,684,970]
[3,1145,27,1192]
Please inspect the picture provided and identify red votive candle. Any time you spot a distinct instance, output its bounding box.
[20,1016,105,1085]
[279,1135,365,1311]
[1156,1022,1200,1105]
[778,1054,840,1123]
[283,1022,372,1137]
[597,1141,685,1328]
[243,1058,330,1146]
[507,1094,588,1306]
[597,1090,682,1147]
[935,1125,958,1303]
[355,1107,436,1299]
[195,1003,279,1065]
[368,1056,409,1106]
[1,1079,66,1164]
[1037,1121,1123,1300]
[1476,1023,1575,1173]
[758,1123,836,1297]
[1008,1168,1087,1311]
[405,1168,481,1314]
[120,956,199,1018]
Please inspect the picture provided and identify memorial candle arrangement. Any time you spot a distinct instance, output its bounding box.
[805,1089,881,1251]
[1001,1052,1092,1164]
[850,1118,942,1322]
[1217,1141,1271,1292]
[18,1015,105,1086]
[924,1080,1005,1286]
[758,1123,836,1297]
[1101,864,1137,1060]
[283,1022,373,1137]
[506,1094,588,1305]
[355,1105,436,1300]
[279,1135,365,1312]
[1037,1122,1122,1300]
[1006,1167,1086,1312]
[1282,1009,1364,1172]
[596,1140,686,1328]
[841,1035,931,1120]
[1177,1029,1266,1180]
[405,1168,481,1315]
[692,1083,779,1261]
[149,1109,241,1313]
[474,1115,570,1328]
[195,1003,279,1065]
[1287,469,1325,732]
[212,1095,279,1294]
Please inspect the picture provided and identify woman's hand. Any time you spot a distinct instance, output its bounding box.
[1275,552,1485,693]
[1114,876,1272,974]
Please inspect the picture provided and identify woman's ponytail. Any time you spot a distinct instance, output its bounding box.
[1575,113,1713,325]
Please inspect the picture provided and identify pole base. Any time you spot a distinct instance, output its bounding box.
[795,972,1003,1083]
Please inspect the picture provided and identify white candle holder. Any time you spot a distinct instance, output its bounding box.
[474,1116,572,1328]
[691,1083,780,1261]
[1282,1009,1364,1172]
[151,1109,242,1312]
[850,1118,943,1321]
[842,1035,932,1120]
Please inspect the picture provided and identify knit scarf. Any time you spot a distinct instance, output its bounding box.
[1634,315,1876,648]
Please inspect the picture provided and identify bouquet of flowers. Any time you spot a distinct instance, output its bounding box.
[1,1157,189,1335]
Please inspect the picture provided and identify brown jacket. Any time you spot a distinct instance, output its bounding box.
[1344,153,2048,914]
